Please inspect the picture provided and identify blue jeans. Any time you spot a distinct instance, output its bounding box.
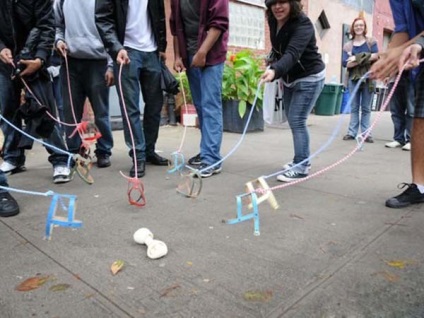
[0,170,7,191]
[347,79,373,137]
[114,48,163,161]
[0,63,69,167]
[186,59,224,165]
[388,74,414,144]
[52,72,64,123]
[284,79,324,173]
[61,58,113,156]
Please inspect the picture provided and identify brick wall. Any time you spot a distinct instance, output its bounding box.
[372,0,394,50]
[164,1,174,69]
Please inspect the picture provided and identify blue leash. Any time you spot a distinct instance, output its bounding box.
[0,114,74,168]
[193,80,264,174]
[262,72,370,180]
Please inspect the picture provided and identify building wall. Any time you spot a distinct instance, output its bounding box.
[373,0,395,50]
[306,0,373,82]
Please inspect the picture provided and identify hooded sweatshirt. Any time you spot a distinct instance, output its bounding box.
[54,0,112,67]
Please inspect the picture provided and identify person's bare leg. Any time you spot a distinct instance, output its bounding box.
[385,118,424,208]
[411,118,424,185]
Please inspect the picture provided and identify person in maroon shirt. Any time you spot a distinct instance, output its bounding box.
[170,0,229,178]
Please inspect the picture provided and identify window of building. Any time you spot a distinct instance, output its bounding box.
[383,29,392,51]
[234,0,263,6]
[340,0,373,14]
[228,2,265,49]
[315,10,331,39]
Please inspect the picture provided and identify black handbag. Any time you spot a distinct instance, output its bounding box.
[160,61,180,95]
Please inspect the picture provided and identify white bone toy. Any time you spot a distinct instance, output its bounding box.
[133,228,168,259]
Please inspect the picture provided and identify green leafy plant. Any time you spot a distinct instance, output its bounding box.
[222,50,264,118]
[174,71,193,110]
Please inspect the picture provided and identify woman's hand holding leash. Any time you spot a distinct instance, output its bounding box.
[261,68,276,83]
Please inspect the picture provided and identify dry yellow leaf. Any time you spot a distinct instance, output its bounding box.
[384,259,417,269]
[111,260,125,275]
[386,260,407,269]
[49,284,71,292]
[243,290,273,302]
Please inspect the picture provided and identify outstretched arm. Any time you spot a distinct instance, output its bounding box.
[371,31,424,79]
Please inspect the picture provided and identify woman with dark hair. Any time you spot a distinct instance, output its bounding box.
[261,0,325,182]
[342,17,379,143]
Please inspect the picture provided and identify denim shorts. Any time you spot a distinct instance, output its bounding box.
[416,69,424,118]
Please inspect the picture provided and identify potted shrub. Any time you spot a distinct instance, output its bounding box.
[221,50,265,133]
[174,71,192,108]
[174,71,197,126]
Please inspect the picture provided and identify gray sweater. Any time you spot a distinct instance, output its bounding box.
[54,0,112,67]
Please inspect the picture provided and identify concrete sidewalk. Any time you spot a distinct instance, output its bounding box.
[1,112,423,318]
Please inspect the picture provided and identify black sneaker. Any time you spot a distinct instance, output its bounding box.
[146,153,169,166]
[343,135,355,141]
[283,161,312,173]
[364,136,374,143]
[130,161,145,178]
[198,163,222,178]
[188,153,201,166]
[97,154,111,168]
[385,183,424,208]
[0,192,20,217]
[276,170,308,182]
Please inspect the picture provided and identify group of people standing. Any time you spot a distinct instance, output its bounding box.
[0,0,230,218]
[340,0,424,209]
[0,0,423,219]
[342,15,414,151]
[261,0,424,209]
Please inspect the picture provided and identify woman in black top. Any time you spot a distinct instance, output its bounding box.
[261,0,325,182]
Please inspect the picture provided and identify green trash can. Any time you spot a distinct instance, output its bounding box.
[314,84,343,116]
[334,85,344,114]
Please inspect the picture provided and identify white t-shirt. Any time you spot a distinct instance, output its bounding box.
[124,0,157,52]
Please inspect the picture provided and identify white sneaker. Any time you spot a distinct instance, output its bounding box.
[402,142,411,151]
[0,161,26,175]
[385,141,402,148]
[53,166,73,184]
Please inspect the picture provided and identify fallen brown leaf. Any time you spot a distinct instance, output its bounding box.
[384,222,407,226]
[16,276,50,292]
[374,271,400,282]
[160,284,181,298]
[289,214,304,220]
